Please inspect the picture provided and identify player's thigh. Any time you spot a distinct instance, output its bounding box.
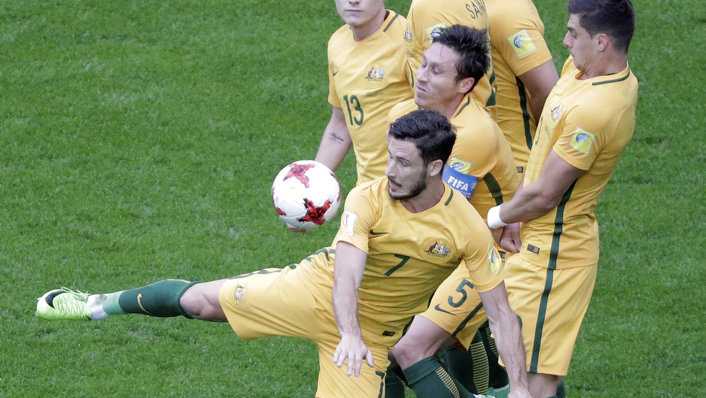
[218,266,322,340]
[421,265,487,348]
[315,340,390,398]
[505,255,597,375]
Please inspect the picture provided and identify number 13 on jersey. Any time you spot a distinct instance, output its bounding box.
[342,94,365,127]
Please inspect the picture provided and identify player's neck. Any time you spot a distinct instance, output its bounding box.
[400,179,445,213]
[424,95,465,120]
[446,95,467,119]
[350,9,387,41]
[579,52,628,79]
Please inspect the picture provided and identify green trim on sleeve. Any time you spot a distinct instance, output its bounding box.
[482,173,504,205]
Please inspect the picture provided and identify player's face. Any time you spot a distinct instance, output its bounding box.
[563,14,598,72]
[335,0,385,28]
[386,137,428,200]
[415,43,464,112]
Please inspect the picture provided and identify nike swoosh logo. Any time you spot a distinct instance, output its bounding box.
[137,293,153,315]
[434,304,455,316]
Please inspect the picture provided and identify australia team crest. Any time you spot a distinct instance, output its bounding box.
[423,238,452,258]
[366,66,385,81]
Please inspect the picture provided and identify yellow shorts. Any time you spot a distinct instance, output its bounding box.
[420,265,488,348]
[505,254,597,376]
[218,265,391,397]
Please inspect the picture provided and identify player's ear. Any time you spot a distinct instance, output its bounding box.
[457,77,474,95]
[427,159,443,177]
[596,33,610,52]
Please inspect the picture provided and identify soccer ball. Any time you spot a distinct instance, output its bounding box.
[271,160,341,231]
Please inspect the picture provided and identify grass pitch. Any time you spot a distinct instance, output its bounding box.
[1,1,704,396]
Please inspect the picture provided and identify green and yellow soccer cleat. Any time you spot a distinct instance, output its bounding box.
[36,288,92,320]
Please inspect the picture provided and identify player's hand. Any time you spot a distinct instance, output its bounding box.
[490,226,504,245]
[332,333,375,377]
[500,222,521,253]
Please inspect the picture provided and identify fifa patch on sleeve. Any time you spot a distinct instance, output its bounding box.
[570,129,596,154]
[442,160,478,198]
[342,211,358,235]
[508,30,537,59]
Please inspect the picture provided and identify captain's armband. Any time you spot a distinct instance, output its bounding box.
[442,165,478,198]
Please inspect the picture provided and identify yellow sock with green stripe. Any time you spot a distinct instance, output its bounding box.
[403,357,473,398]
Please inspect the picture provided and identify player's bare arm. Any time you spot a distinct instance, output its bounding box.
[315,107,352,173]
[478,282,531,398]
[518,60,559,122]
[491,150,584,226]
[332,240,375,377]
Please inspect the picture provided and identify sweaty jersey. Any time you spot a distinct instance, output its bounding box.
[521,58,638,269]
[390,96,520,218]
[486,0,553,171]
[306,178,503,339]
[328,10,413,184]
[404,0,495,109]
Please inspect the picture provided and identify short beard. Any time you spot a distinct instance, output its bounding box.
[388,177,427,200]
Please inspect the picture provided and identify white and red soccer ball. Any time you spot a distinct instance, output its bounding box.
[272,160,341,231]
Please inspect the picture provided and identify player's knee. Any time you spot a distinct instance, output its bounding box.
[179,283,223,320]
[391,316,450,369]
[178,286,203,317]
[390,342,417,370]
[391,335,438,370]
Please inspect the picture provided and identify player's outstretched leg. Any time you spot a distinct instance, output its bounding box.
[36,279,226,321]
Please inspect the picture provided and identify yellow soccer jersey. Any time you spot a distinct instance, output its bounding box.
[328,11,413,184]
[486,0,552,171]
[404,0,495,108]
[521,58,638,269]
[306,178,503,341]
[389,96,520,218]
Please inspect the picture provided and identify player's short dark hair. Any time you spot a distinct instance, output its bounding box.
[388,110,456,166]
[432,25,490,86]
[569,0,635,52]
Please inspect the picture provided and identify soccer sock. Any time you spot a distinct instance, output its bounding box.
[384,364,407,398]
[403,357,473,398]
[479,322,509,388]
[89,279,196,319]
[554,380,566,398]
[440,340,488,394]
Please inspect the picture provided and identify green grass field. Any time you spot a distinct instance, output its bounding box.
[1,1,704,396]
